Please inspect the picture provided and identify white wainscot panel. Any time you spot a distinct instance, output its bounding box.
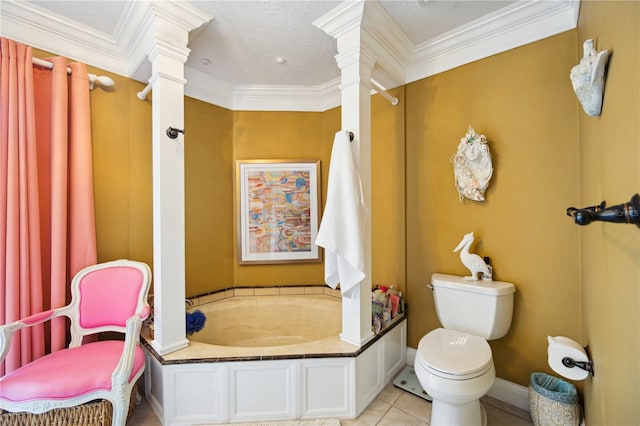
[142,318,407,425]
[301,358,354,419]
[355,320,407,415]
[383,320,407,383]
[165,363,228,425]
[229,360,298,423]
[145,352,165,422]
[355,338,383,415]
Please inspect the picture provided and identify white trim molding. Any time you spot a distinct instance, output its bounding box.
[487,377,531,412]
[1,0,580,111]
[231,78,342,112]
[406,0,580,82]
[0,0,130,76]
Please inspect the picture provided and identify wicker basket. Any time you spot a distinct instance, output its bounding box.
[528,373,580,426]
[0,385,137,426]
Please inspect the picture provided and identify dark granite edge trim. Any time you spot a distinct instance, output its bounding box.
[141,314,406,366]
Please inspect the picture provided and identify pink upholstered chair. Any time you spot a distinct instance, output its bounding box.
[0,259,151,426]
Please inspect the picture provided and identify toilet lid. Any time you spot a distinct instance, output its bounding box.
[418,328,493,379]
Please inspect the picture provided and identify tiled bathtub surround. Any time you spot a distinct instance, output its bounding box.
[187,285,342,307]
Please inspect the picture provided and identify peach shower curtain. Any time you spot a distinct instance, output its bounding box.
[0,37,97,375]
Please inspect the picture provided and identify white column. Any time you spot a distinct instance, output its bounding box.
[141,6,212,355]
[337,49,375,346]
[149,43,190,355]
[314,2,375,346]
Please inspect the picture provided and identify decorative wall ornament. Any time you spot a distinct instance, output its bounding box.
[570,39,610,117]
[453,232,492,281]
[452,127,493,202]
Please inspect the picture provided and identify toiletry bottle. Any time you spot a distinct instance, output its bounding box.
[383,295,391,325]
[482,256,493,280]
[398,292,405,315]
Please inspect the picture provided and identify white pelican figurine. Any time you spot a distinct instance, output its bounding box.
[453,232,492,281]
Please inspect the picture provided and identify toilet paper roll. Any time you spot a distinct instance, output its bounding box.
[547,336,590,380]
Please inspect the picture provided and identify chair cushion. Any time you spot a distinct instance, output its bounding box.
[0,341,144,402]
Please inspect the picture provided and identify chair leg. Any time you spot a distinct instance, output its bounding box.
[111,392,129,426]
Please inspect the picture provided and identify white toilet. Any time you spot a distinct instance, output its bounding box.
[414,273,515,426]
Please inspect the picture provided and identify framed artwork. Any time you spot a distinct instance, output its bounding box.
[236,160,321,264]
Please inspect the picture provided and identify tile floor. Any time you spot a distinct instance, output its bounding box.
[128,383,533,425]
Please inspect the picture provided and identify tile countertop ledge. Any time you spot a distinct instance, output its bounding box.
[141,313,407,365]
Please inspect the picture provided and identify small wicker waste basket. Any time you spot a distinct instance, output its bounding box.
[529,372,580,426]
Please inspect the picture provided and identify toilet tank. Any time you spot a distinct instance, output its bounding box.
[431,273,515,340]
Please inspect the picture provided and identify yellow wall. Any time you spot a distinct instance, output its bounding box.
[405,31,581,387]
[229,102,406,290]
[371,87,407,291]
[576,2,639,424]
[184,97,234,296]
[87,71,235,296]
[231,110,334,285]
[88,83,407,295]
[87,67,154,268]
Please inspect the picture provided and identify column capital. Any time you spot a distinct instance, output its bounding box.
[125,0,213,78]
[314,0,407,86]
[334,36,377,71]
[312,1,365,40]
[148,38,191,66]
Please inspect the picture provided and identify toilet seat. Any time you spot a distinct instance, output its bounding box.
[417,328,493,380]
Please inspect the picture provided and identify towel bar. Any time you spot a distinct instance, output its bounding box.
[566,193,640,227]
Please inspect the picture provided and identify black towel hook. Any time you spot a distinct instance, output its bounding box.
[166,127,185,139]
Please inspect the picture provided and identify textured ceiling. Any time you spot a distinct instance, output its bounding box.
[187,1,343,87]
[20,0,516,87]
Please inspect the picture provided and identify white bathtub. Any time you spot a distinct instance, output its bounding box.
[188,294,341,347]
[142,287,407,425]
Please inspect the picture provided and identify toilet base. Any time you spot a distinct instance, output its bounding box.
[430,399,487,426]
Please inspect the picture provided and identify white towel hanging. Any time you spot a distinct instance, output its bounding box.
[315,130,367,297]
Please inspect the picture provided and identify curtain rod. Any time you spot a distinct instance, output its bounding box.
[32,57,115,90]
[137,81,152,100]
[371,79,399,106]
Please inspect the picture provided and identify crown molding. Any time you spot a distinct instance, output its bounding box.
[0,0,129,76]
[1,0,580,112]
[185,67,341,112]
[231,78,341,112]
[185,66,234,110]
[117,1,156,79]
[121,1,213,81]
[312,1,365,40]
[406,0,580,82]
[361,0,412,86]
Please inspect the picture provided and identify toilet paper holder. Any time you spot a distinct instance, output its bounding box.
[561,345,595,377]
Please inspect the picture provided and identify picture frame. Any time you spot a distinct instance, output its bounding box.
[236,160,321,265]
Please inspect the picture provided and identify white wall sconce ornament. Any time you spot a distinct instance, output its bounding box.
[452,127,493,202]
[570,39,610,117]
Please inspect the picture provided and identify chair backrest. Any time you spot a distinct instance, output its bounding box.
[67,260,151,343]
